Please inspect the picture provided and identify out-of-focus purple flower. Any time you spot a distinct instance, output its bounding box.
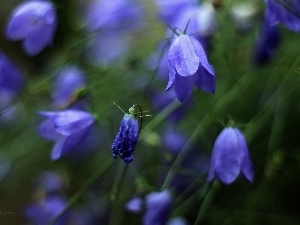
[166,217,189,225]
[147,41,170,82]
[25,196,68,225]
[265,0,300,32]
[162,127,187,154]
[0,53,24,124]
[125,197,143,213]
[155,0,196,26]
[253,21,279,65]
[6,1,57,56]
[0,52,24,109]
[39,109,95,160]
[52,66,87,110]
[36,171,65,194]
[155,1,217,37]
[86,30,130,66]
[112,105,139,163]
[167,34,215,102]
[207,127,254,184]
[85,0,142,32]
[150,89,190,121]
[143,190,173,225]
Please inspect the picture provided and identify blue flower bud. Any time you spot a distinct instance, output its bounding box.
[112,106,139,163]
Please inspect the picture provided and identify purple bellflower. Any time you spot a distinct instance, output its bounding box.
[167,34,215,102]
[39,109,95,160]
[265,0,300,32]
[85,0,142,32]
[0,53,25,125]
[52,66,87,110]
[253,21,279,65]
[25,196,68,225]
[6,0,57,56]
[155,0,197,26]
[86,30,130,66]
[207,127,254,184]
[162,127,187,154]
[125,197,143,213]
[112,105,139,163]
[155,0,217,37]
[36,171,65,194]
[0,52,24,110]
[143,190,173,225]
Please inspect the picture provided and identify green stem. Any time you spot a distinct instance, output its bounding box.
[47,159,114,225]
[194,181,221,225]
[108,162,129,225]
[110,163,129,202]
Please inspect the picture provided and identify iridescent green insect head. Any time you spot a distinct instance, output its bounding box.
[112,104,143,163]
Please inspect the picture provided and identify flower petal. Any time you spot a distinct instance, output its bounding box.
[211,128,241,184]
[174,74,194,103]
[235,129,254,182]
[38,118,57,141]
[193,66,216,93]
[51,136,66,160]
[53,110,94,136]
[166,63,176,91]
[23,24,54,56]
[6,12,34,40]
[168,35,199,77]
[190,37,215,76]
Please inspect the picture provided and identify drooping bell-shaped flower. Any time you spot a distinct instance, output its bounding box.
[84,0,142,32]
[112,105,139,163]
[6,0,57,56]
[25,196,68,225]
[0,52,24,110]
[162,127,187,154]
[207,127,254,184]
[167,34,215,102]
[154,0,197,26]
[143,190,173,225]
[36,171,65,194]
[125,197,143,213]
[265,0,300,32]
[86,30,130,66]
[253,21,279,65]
[52,66,87,110]
[38,109,95,160]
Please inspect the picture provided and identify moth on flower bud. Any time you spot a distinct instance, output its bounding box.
[112,104,141,163]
